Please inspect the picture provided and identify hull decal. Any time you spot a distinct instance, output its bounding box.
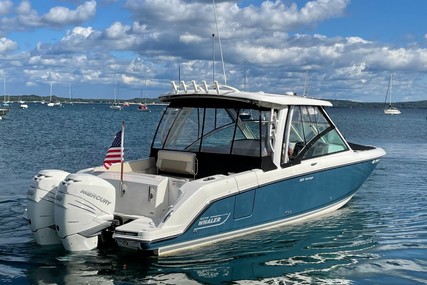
[193,213,231,232]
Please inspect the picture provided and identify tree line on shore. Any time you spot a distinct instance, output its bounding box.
[4,94,427,109]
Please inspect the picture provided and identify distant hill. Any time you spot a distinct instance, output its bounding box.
[5,95,163,104]
[329,99,427,109]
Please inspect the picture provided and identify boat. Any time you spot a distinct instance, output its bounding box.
[138,82,150,112]
[2,78,10,107]
[67,84,74,105]
[0,107,10,119]
[384,74,401,115]
[20,104,28,109]
[26,80,386,255]
[47,82,61,107]
[110,103,122,110]
[138,103,149,111]
[110,83,122,110]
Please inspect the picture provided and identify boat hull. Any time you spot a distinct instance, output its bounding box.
[384,108,401,115]
[0,108,10,116]
[114,157,380,255]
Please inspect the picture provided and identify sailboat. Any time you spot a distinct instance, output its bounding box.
[1,77,11,118]
[137,81,150,112]
[47,82,54,106]
[384,74,401,115]
[67,84,74,105]
[110,82,122,110]
[47,82,61,107]
[2,77,10,107]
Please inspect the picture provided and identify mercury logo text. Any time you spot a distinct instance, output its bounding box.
[80,189,111,205]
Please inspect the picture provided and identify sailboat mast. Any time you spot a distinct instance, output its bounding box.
[389,74,393,106]
[50,82,53,102]
[69,84,72,101]
[212,0,226,84]
[3,77,5,103]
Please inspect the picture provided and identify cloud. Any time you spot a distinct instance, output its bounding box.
[0,0,12,15]
[42,0,96,25]
[0,0,427,102]
[0,0,96,30]
[0,37,17,52]
[106,22,131,39]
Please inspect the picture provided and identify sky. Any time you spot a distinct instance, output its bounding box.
[1,0,427,102]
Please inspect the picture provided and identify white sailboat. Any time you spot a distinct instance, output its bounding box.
[2,77,10,107]
[47,82,62,107]
[47,82,55,107]
[110,82,122,110]
[0,77,11,118]
[67,84,73,105]
[384,74,401,115]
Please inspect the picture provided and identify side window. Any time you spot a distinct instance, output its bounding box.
[285,106,348,162]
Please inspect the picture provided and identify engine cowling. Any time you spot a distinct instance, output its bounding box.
[54,173,116,251]
[27,169,70,245]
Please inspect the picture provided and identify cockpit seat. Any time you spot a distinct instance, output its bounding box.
[156,150,198,178]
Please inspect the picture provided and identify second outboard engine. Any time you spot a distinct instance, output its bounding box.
[27,169,70,245]
[55,173,116,251]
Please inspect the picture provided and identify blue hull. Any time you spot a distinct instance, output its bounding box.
[139,159,378,252]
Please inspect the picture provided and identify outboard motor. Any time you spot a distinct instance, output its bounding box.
[27,169,70,245]
[54,173,116,251]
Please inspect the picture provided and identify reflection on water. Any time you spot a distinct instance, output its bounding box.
[21,205,379,284]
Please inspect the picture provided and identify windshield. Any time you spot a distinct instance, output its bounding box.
[152,106,270,157]
[286,106,349,162]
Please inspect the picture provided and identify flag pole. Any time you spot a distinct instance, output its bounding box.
[120,121,125,195]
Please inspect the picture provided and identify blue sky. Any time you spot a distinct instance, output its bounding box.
[1,0,427,102]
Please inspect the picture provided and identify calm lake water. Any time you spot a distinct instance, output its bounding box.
[0,103,426,284]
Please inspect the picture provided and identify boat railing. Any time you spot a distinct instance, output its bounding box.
[171,80,239,95]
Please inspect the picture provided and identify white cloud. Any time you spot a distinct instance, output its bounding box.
[132,21,147,33]
[106,22,131,39]
[0,37,17,52]
[0,0,12,15]
[179,33,204,44]
[346,37,370,45]
[1,0,96,30]
[0,0,427,101]
[42,0,96,25]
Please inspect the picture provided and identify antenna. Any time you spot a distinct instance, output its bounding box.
[303,69,309,97]
[243,61,248,91]
[212,33,215,84]
[212,0,226,84]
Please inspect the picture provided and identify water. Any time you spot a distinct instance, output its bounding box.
[1,104,426,284]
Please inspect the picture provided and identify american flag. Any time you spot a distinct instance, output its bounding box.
[103,130,124,170]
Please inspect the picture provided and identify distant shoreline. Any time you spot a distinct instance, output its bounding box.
[3,95,427,109]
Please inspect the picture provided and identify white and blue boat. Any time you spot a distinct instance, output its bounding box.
[27,80,385,255]
[0,107,10,119]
